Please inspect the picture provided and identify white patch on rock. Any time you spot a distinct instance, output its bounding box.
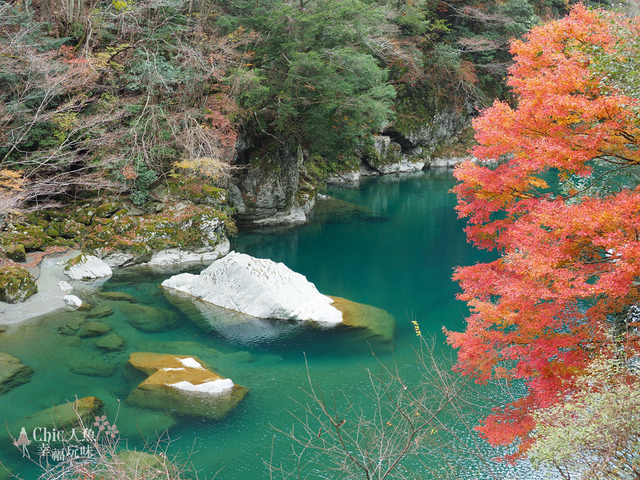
[379,159,425,174]
[178,357,205,370]
[161,251,343,325]
[161,367,186,372]
[57,281,73,293]
[65,255,113,281]
[168,378,234,394]
[144,239,230,267]
[326,170,361,185]
[64,295,83,308]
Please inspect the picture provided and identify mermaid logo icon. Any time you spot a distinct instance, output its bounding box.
[13,427,31,457]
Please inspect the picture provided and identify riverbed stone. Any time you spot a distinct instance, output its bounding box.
[126,352,248,419]
[95,334,125,351]
[120,304,179,333]
[0,353,34,394]
[77,321,111,337]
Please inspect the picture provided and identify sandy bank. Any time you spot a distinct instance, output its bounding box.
[0,249,81,325]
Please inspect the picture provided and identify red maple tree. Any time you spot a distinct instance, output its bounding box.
[446,4,640,454]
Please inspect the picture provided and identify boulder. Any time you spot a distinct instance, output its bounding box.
[0,353,33,394]
[126,352,248,419]
[95,334,125,351]
[0,267,37,304]
[64,255,112,281]
[161,251,342,325]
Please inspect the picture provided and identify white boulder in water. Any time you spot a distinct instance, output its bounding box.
[64,255,112,281]
[161,251,343,325]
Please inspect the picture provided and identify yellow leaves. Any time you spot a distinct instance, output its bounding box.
[173,157,227,179]
[411,319,421,337]
[111,0,132,12]
[0,170,23,192]
[527,176,549,190]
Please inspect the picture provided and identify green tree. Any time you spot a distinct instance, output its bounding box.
[224,0,397,163]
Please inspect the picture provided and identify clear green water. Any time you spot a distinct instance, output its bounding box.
[0,170,537,479]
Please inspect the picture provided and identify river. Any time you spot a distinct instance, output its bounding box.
[0,170,546,479]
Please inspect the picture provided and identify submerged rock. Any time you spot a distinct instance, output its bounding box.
[98,291,138,303]
[95,334,125,351]
[126,352,248,419]
[113,450,177,476]
[120,303,179,333]
[77,321,111,337]
[328,296,395,341]
[161,251,342,325]
[64,255,113,281]
[0,353,33,394]
[86,305,114,319]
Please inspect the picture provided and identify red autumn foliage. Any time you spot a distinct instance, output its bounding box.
[446,4,640,455]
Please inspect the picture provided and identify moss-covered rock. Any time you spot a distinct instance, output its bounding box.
[4,244,26,262]
[74,208,95,226]
[94,202,122,218]
[168,177,228,207]
[0,267,37,303]
[58,219,85,238]
[9,225,49,251]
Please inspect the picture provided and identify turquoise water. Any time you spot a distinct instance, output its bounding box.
[0,170,538,479]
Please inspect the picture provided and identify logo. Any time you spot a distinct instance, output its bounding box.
[12,415,119,462]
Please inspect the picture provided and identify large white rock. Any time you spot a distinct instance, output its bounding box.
[161,252,343,325]
[64,255,113,281]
